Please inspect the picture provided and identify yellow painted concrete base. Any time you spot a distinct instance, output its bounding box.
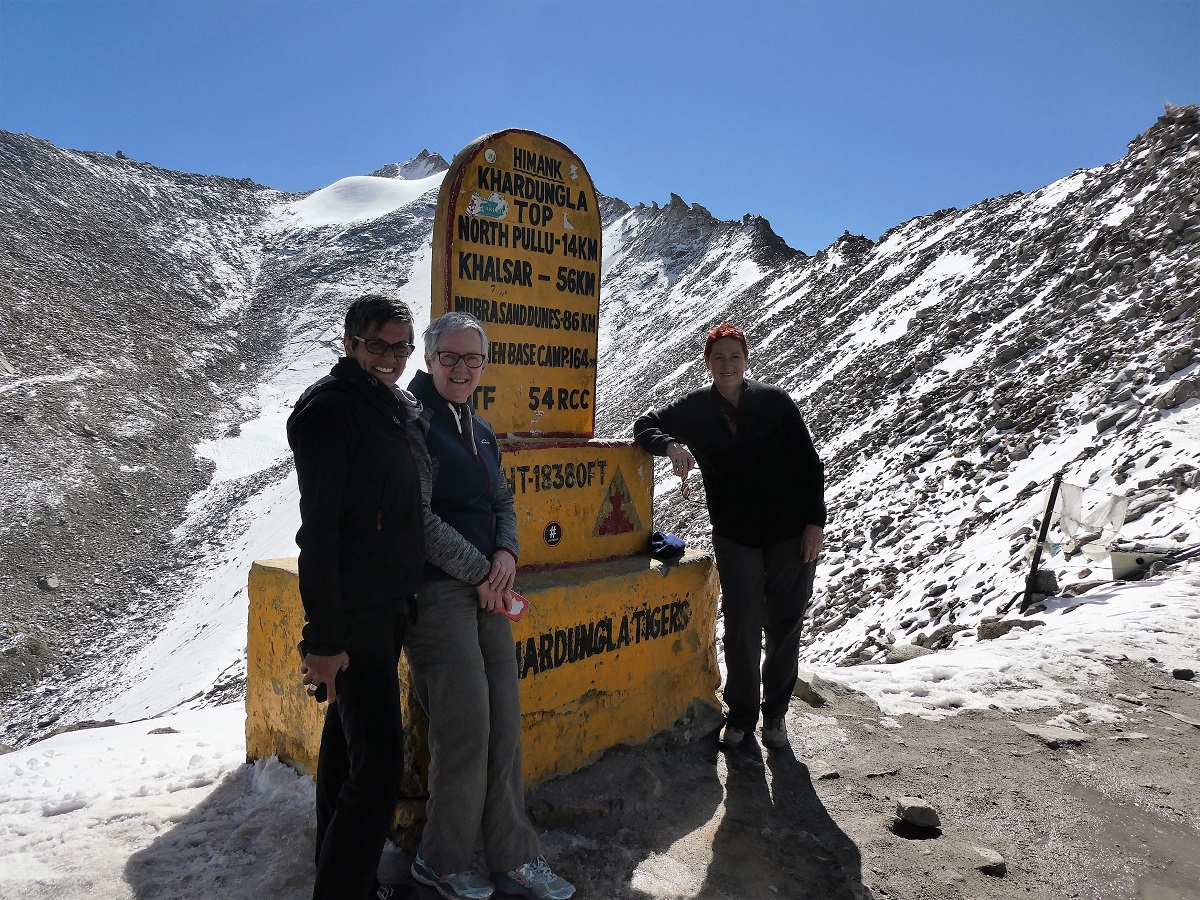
[500,438,654,570]
[509,551,720,781]
[245,558,430,827]
[246,551,719,826]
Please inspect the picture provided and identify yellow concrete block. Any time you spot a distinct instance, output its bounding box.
[502,439,653,569]
[246,559,429,828]
[246,550,718,799]
[510,550,721,781]
[246,558,321,772]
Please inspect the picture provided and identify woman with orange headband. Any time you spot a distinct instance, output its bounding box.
[634,323,826,750]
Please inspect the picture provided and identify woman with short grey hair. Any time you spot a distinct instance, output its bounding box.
[405,313,574,900]
[423,311,488,362]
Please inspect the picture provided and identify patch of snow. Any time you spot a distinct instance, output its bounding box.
[268,173,444,229]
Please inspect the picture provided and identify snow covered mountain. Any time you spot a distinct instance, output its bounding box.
[598,108,1200,671]
[0,108,1196,747]
[0,133,285,731]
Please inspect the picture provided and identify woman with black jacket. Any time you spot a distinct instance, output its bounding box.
[287,293,424,900]
[634,323,826,752]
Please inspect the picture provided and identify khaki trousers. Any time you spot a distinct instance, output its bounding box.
[405,578,540,874]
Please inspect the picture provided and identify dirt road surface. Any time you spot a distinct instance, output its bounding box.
[379,656,1199,899]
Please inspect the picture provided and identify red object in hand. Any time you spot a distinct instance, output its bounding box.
[501,590,529,622]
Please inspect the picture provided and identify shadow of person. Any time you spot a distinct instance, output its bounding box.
[520,703,727,900]
[699,739,868,900]
[124,757,317,899]
[123,711,726,900]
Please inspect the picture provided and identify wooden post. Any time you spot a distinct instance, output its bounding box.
[1019,471,1064,613]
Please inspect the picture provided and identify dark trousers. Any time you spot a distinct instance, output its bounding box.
[712,533,816,731]
[313,612,406,900]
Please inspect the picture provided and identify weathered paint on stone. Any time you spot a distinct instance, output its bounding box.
[245,558,322,772]
[246,558,429,829]
[501,438,652,568]
[246,551,719,795]
[510,550,720,780]
[431,129,602,438]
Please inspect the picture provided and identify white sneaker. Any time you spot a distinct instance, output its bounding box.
[411,851,494,900]
[492,855,575,900]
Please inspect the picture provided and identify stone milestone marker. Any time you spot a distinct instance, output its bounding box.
[432,128,601,438]
[423,128,719,779]
[432,129,642,568]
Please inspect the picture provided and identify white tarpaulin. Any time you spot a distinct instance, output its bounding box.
[1055,482,1129,542]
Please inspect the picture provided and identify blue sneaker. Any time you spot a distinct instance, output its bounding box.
[411,851,494,900]
[492,856,575,900]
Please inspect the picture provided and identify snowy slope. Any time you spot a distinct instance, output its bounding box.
[1,110,1197,746]
[89,168,448,722]
[594,107,1200,668]
[270,172,444,228]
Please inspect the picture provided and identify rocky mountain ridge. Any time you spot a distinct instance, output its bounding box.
[1,109,1197,746]
[595,105,1199,668]
[369,149,449,180]
[0,132,286,720]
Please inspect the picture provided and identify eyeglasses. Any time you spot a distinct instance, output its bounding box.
[680,476,704,504]
[435,350,486,369]
[354,336,415,358]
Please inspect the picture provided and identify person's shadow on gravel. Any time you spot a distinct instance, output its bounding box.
[701,740,868,900]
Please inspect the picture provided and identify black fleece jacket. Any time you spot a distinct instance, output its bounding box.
[287,358,424,656]
[634,378,826,548]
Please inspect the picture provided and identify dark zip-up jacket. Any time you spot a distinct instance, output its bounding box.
[634,378,826,548]
[287,357,424,656]
[408,369,519,585]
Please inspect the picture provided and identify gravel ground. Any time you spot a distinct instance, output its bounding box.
[374,655,1199,900]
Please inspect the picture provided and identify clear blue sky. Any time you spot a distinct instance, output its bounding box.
[1,0,1196,254]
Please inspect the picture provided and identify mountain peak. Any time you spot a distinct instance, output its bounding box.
[833,229,875,254]
[1125,103,1199,162]
[369,150,450,180]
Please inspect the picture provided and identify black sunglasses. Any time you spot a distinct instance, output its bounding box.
[435,350,486,369]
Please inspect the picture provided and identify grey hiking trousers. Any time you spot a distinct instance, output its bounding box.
[404,578,540,874]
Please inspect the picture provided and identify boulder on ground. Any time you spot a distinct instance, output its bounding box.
[1010,721,1092,748]
[896,796,941,829]
[978,617,1045,641]
[972,846,1007,877]
[885,643,934,664]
